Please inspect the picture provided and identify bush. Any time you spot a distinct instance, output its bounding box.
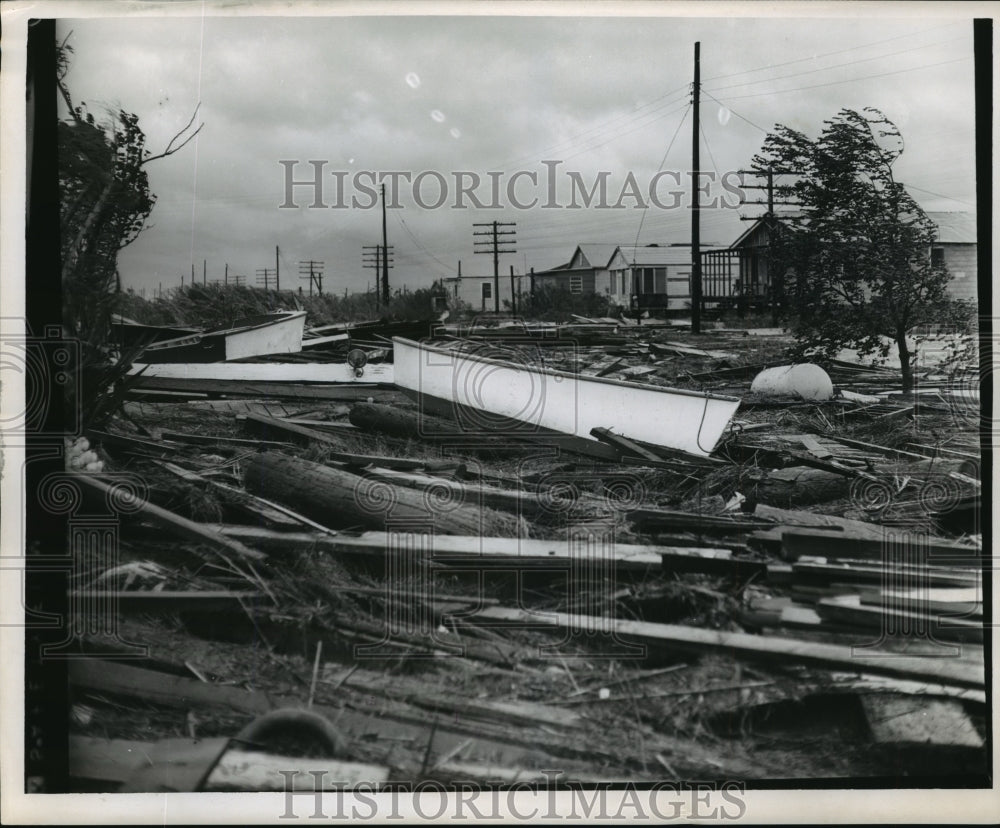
[513,286,615,322]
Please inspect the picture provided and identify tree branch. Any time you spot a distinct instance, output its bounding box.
[141,104,203,166]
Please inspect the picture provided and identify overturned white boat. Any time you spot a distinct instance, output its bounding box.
[392,337,740,457]
[138,311,307,363]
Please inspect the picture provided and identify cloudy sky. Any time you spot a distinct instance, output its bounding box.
[55,7,978,297]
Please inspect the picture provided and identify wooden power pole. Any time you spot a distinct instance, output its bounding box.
[691,41,702,335]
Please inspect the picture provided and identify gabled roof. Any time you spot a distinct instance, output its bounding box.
[925,212,976,244]
[574,244,619,269]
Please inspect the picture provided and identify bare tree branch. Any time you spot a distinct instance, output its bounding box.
[142,104,203,166]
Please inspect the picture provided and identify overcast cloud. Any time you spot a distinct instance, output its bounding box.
[56,9,978,297]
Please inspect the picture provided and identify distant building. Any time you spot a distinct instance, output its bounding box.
[728,210,978,305]
[926,212,977,302]
[440,272,528,312]
[533,243,737,313]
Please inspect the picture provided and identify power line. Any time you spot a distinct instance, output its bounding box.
[558,101,692,165]
[904,183,976,208]
[713,55,973,102]
[633,104,691,249]
[394,213,453,275]
[700,21,961,83]
[704,35,966,93]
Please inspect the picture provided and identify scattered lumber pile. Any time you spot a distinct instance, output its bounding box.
[60,320,985,791]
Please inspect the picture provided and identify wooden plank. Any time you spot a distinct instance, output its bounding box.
[660,547,768,579]
[590,427,666,462]
[68,735,389,789]
[816,596,983,643]
[798,434,834,459]
[215,524,684,572]
[158,431,294,450]
[459,607,985,688]
[859,695,984,748]
[780,560,979,589]
[781,529,982,566]
[71,473,265,561]
[857,587,982,618]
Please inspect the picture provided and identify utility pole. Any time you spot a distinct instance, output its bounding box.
[380,184,389,305]
[256,268,277,290]
[509,265,517,316]
[275,245,280,291]
[232,273,246,287]
[691,41,702,335]
[181,274,185,288]
[225,263,229,286]
[203,259,207,286]
[363,245,393,307]
[298,260,325,295]
[191,263,195,286]
[473,220,517,313]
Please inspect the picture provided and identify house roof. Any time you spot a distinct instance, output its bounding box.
[925,212,976,244]
[575,244,619,269]
[728,210,976,247]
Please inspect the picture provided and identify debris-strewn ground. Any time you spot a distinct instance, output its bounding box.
[66,319,986,790]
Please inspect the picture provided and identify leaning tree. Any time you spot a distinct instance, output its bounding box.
[57,35,202,426]
[752,107,962,393]
[57,36,202,350]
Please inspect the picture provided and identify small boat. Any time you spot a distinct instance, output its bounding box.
[111,316,202,348]
[129,360,393,384]
[392,337,740,457]
[138,311,307,363]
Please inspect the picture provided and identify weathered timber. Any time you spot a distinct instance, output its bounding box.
[243,412,460,472]
[241,452,513,535]
[753,466,850,507]
[859,695,984,749]
[459,607,985,688]
[659,547,768,579]
[67,661,565,775]
[781,528,982,566]
[816,596,983,643]
[158,430,293,450]
[214,524,668,572]
[71,473,265,561]
[69,735,389,790]
[590,427,666,462]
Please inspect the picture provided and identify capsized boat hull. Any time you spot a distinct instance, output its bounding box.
[139,311,306,363]
[391,337,739,457]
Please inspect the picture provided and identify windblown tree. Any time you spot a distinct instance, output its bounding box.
[57,36,202,427]
[58,37,202,351]
[752,107,957,392]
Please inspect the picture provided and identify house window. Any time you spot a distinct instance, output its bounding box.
[569,275,583,295]
[482,282,492,300]
[622,272,628,295]
[654,268,667,294]
[931,247,945,267]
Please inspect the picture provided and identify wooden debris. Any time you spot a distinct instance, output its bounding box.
[458,607,985,688]
[71,473,265,561]
[241,452,516,535]
[859,695,984,749]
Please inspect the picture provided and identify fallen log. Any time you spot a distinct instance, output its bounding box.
[241,452,520,535]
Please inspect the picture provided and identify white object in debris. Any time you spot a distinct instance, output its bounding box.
[750,364,834,401]
[839,388,881,405]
